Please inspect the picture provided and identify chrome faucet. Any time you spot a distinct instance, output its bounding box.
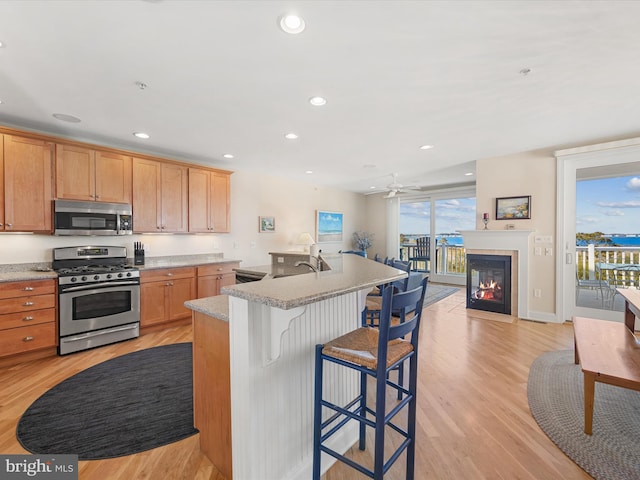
[294,260,318,272]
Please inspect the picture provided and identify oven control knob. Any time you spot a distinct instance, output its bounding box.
[94,275,100,281]
[126,272,132,277]
[71,277,78,283]
[81,276,87,282]
[106,274,112,279]
[117,273,124,278]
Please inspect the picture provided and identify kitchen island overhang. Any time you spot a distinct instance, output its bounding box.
[186,254,407,480]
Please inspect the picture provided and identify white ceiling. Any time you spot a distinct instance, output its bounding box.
[1,0,640,194]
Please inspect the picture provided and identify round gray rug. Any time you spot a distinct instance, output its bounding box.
[527,349,640,480]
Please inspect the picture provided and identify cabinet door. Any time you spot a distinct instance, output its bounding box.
[188,167,211,232]
[161,163,188,232]
[55,144,95,201]
[218,272,236,291]
[140,281,168,327]
[168,276,195,321]
[197,275,218,298]
[4,135,53,232]
[211,172,230,233]
[132,158,162,232]
[95,151,132,204]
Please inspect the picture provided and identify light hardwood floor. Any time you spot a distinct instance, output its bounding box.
[0,289,592,480]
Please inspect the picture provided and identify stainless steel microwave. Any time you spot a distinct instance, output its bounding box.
[54,200,133,236]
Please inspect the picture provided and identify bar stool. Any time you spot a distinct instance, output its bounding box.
[312,277,428,479]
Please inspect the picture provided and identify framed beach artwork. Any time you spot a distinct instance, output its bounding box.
[316,210,343,243]
[495,195,531,220]
[259,216,275,232]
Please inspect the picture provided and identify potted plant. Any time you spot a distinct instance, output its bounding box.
[353,231,374,257]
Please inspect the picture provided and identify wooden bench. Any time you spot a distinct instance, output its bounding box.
[573,316,640,434]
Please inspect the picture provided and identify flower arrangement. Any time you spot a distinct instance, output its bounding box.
[353,231,374,252]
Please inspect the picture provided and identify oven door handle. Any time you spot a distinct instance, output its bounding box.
[60,281,140,292]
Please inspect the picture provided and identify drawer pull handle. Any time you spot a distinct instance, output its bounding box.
[23,336,35,342]
[23,287,34,291]
[23,316,34,322]
[167,272,173,277]
[23,301,35,306]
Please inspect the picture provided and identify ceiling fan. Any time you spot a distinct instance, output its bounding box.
[368,173,421,198]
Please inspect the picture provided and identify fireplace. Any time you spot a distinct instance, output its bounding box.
[467,254,512,315]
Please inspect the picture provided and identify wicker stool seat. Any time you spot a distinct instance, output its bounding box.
[313,277,428,480]
[322,327,414,370]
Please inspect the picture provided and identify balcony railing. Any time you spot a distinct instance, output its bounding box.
[400,243,467,275]
[577,245,640,287]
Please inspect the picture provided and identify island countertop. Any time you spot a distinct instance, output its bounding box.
[220,253,407,310]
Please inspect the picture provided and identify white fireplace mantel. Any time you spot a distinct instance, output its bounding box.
[459,230,534,319]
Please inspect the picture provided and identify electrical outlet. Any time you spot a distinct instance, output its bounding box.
[277,257,284,263]
[534,247,542,256]
[545,247,553,256]
[534,289,542,298]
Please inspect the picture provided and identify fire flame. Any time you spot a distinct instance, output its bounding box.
[473,280,503,301]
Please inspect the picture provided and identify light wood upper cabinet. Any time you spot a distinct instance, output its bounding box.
[2,134,53,232]
[55,144,131,204]
[132,158,188,232]
[189,168,230,233]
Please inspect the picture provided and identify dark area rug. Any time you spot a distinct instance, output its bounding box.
[527,349,640,480]
[424,284,459,307]
[17,342,197,460]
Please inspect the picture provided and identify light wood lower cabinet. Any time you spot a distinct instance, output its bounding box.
[0,279,57,358]
[140,267,196,328]
[197,262,238,298]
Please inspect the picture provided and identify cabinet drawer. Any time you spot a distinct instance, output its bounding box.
[0,279,56,299]
[0,322,56,357]
[0,294,56,315]
[141,267,195,283]
[197,263,239,277]
[0,308,55,330]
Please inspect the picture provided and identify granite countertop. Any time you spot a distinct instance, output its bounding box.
[185,294,230,321]
[137,254,241,270]
[0,254,241,283]
[220,254,407,310]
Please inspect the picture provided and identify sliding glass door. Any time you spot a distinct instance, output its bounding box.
[399,187,475,285]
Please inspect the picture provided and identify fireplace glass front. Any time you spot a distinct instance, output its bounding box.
[466,254,512,315]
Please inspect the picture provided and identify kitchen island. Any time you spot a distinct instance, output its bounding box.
[185,254,406,480]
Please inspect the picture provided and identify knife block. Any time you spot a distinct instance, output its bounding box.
[134,250,145,265]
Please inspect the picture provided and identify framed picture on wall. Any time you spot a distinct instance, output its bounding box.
[259,216,275,232]
[495,195,531,220]
[316,210,343,243]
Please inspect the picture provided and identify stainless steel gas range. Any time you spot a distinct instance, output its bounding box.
[53,246,140,355]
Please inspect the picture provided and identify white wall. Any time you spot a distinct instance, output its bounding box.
[0,169,367,267]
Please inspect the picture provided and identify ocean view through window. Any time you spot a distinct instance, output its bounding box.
[400,196,475,278]
[576,174,640,311]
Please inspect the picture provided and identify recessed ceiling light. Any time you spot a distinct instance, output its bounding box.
[465,172,474,176]
[370,186,377,189]
[279,14,305,34]
[305,170,313,174]
[419,144,433,150]
[0,41,4,48]
[223,153,234,159]
[133,132,150,139]
[52,113,81,123]
[285,133,298,140]
[309,96,327,106]
[519,68,531,76]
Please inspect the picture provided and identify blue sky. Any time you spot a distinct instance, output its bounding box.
[577,175,640,234]
[400,197,476,235]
